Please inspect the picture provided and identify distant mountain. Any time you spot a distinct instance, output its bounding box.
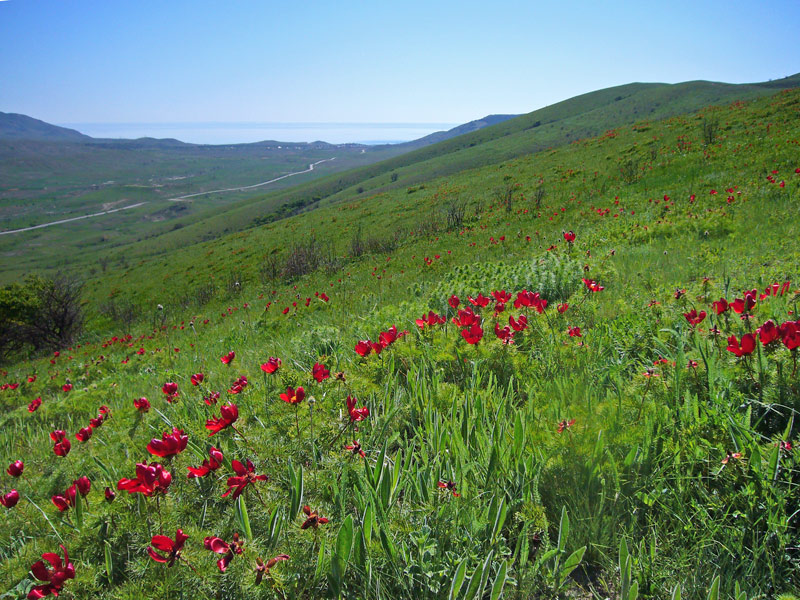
[0,111,91,142]
[396,115,519,149]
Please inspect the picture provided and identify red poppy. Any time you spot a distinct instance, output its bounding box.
[255,554,290,585]
[75,426,92,443]
[467,293,491,307]
[416,310,446,328]
[147,427,188,457]
[437,480,460,497]
[222,459,268,499]
[75,476,91,497]
[190,373,204,386]
[148,529,189,567]
[62,383,72,393]
[448,295,460,309]
[204,534,244,573]
[188,446,224,478]
[355,340,372,357]
[453,307,480,328]
[711,298,729,315]
[117,462,173,497]
[346,395,369,422]
[51,485,76,512]
[51,431,71,457]
[345,440,366,458]
[509,314,528,331]
[28,544,75,598]
[300,505,329,529]
[494,322,515,344]
[133,397,151,412]
[227,375,248,394]
[104,487,116,502]
[7,460,23,477]
[260,357,282,374]
[28,397,42,412]
[206,403,239,435]
[683,309,707,327]
[220,351,235,365]
[557,418,576,433]
[204,391,221,405]
[726,333,756,357]
[312,362,330,383]
[280,386,305,405]
[568,326,582,338]
[161,382,179,403]
[582,278,604,292]
[557,303,569,314]
[1,489,19,508]
[758,320,779,346]
[731,291,757,314]
[461,322,484,345]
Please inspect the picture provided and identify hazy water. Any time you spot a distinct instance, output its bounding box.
[60,122,458,145]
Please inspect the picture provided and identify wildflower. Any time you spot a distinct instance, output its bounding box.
[187,447,224,478]
[557,418,576,433]
[50,431,71,457]
[467,293,491,307]
[222,459,268,499]
[683,309,707,327]
[62,383,72,393]
[461,322,484,345]
[75,476,91,497]
[557,303,569,313]
[563,230,576,243]
[220,351,235,365]
[687,360,699,369]
[721,450,742,465]
[204,391,221,405]
[494,322,515,344]
[28,545,75,598]
[190,373,204,386]
[312,362,330,383]
[346,395,369,422]
[280,386,305,405]
[448,295,460,309]
[51,486,76,512]
[7,460,24,477]
[161,382,179,403]
[345,441,366,458]
[1,489,19,508]
[133,397,151,412]
[416,310,446,329]
[206,403,239,436]
[568,326,582,337]
[75,426,93,443]
[582,278,604,292]
[255,555,289,585]
[300,505,329,529]
[437,480,460,497]
[711,298,729,315]
[757,320,779,346]
[260,357,281,374]
[117,462,173,497]
[509,314,528,331]
[227,375,248,394]
[726,333,756,357]
[354,340,372,357]
[147,428,188,457]
[28,397,42,412]
[204,533,244,573]
[148,529,189,567]
[104,487,116,502]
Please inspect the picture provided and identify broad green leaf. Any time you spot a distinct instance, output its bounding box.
[706,575,720,600]
[671,584,681,600]
[489,560,508,600]
[235,495,253,540]
[557,506,569,552]
[448,558,468,600]
[104,541,114,582]
[558,545,586,585]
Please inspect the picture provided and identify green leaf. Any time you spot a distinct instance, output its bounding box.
[628,580,639,600]
[671,584,681,600]
[513,413,524,457]
[463,551,494,600]
[557,506,569,552]
[104,541,114,582]
[558,545,586,586]
[266,505,282,548]
[330,515,354,594]
[74,492,84,531]
[235,495,253,541]
[706,575,720,600]
[448,558,468,600]
[489,560,508,600]
[768,445,780,483]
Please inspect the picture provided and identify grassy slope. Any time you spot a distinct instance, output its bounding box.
[0,88,798,598]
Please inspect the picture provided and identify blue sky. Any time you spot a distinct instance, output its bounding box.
[1,0,798,126]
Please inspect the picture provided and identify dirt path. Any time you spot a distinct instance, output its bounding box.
[0,202,147,236]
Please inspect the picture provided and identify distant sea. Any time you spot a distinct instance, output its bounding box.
[59,122,458,146]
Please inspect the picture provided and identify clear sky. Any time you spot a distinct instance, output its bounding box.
[1,0,798,127]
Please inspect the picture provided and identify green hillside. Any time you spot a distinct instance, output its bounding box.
[1,83,799,599]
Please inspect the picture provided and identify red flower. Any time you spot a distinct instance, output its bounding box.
[204,391,221,406]
[28,397,42,412]
[134,397,151,412]
[557,418,576,433]
[494,322,515,344]
[204,534,244,573]
[190,373,204,386]
[346,395,369,422]
[557,303,569,314]
[355,340,372,357]
[779,320,800,350]
[7,460,23,477]
[205,403,239,436]
[61,383,72,393]
[683,309,707,327]
[731,290,757,314]
[312,362,330,383]
[104,487,116,502]
[28,545,75,598]
[148,529,189,567]
[260,357,281,374]
[75,476,91,496]
[75,426,92,443]
[51,485,76,512]
[280,386,305,405]
[448,295,460,309]
[220,351,235,365]
[568,326,582,337]
[117,462,173,497]
[300,505,329,529]
[27,375,37,383]
[147,427,188,457]
[467,293,491,307]
[255,554,289,585]
[222,459,268,499]
[758,320,779,346]
[416,310,446,329]
[437,480,460,497]
[227,375,248,394]
[563,230,576,243]
[345,440,366,458]
[727,333,756,357]
[582,278,604,292]
[509,314,528,331]
[461,322,484,345]
[50,431,71,457]
[452,307,480,328]
[161,382,179,403]
[1,489,19,508]
[188,446,224,478]
[711,298,729,315]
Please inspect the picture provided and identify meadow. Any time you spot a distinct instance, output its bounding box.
[0,87,799,599]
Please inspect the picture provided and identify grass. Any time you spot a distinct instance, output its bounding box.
[0,87,799,598]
